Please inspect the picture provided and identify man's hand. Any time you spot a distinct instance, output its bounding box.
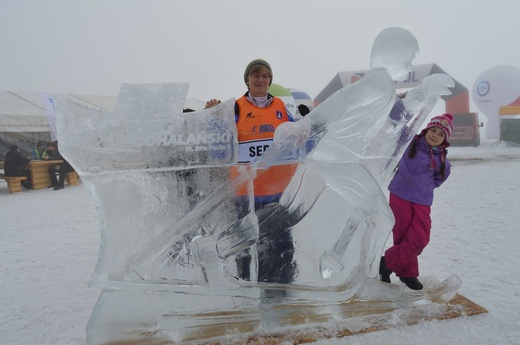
[205,99,221,109]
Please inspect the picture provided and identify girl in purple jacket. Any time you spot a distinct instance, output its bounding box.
[379,113,454,290]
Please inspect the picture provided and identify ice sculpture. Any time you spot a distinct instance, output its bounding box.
[56,27,460,344]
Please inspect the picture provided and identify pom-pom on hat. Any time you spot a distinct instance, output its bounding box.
[421,113,454,145]
[244,58,273,86]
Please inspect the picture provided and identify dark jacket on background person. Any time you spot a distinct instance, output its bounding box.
[45,147,61,160]
[4,145,30,176]
[4,145,32,188]
[47,142,74,190]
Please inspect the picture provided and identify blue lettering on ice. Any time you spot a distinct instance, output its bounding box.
[259,124,275,133]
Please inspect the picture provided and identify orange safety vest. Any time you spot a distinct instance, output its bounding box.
[231,95,298,202]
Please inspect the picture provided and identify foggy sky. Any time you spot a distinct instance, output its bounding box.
[1,0,519,114]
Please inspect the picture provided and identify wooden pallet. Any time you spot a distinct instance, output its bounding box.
[99,294,487,345]
[238,294,488,345]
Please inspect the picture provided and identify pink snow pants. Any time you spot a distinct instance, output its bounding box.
[384,193,431,278]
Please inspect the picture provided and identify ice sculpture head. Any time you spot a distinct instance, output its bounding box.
[370,27,419,81]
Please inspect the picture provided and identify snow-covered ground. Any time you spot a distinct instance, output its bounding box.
[1,139,520,345]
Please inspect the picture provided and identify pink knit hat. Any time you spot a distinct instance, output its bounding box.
[421,113,454,145]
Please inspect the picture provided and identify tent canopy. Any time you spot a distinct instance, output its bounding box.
[0,91,47,132]
[0,90,205,132]
[499,96,520,115]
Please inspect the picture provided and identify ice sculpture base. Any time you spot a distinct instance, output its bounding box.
[241,293,487,345]
[85,275,478,345]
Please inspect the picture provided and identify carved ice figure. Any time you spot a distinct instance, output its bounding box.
[55,27,460,345]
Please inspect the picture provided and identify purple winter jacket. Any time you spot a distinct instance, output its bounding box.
[388,136,451,206]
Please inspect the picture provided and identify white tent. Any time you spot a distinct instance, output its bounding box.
[0,91,52,158]
[0,91,48,132]
[0,90,204,158]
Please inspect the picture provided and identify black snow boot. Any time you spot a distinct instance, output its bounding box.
[21,180,32,190]
[379,256,392,283]
[399,277,423,290]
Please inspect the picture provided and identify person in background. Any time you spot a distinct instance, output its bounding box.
[43,141,59,161]
[297,104,310,117]
[46,141,60,188]
[379,114,454,290]
[31,141,47,160]
[4,144,32,189]
[205,58,298,285]
[46,141,73,190]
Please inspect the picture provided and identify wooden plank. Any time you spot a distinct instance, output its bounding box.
[97,294,487,345]
[66,171,80,186]
[0,175,27,194]
[237,294,488,345]
[28,160,63,189]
